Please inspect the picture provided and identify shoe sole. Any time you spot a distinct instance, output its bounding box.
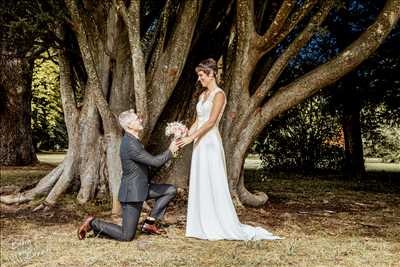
[141,227,162,235]
[77,228,85,240]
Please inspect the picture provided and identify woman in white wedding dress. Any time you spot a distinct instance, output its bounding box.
[177,59,281,241]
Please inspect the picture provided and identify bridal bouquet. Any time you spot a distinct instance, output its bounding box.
[165,121,188,141]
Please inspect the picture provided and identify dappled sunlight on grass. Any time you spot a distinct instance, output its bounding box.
[1,222,398,266]
[36,152,66,166]
[1,166,399,266]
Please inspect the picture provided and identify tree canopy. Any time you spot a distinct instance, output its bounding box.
[1,0,399,211]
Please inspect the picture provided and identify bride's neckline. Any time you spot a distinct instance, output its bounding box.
[201,87,219,105]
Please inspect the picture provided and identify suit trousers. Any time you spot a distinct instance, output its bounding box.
[90,183,176,241]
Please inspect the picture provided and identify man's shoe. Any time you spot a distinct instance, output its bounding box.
[77,216,94,240]
[141,223,165,235]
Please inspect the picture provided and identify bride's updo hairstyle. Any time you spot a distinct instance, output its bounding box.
[195,58,218,78]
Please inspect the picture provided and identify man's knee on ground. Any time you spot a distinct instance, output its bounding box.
[121,231,136,241]
[168,185,177,197]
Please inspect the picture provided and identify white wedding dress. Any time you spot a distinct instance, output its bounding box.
[186,87,281,241]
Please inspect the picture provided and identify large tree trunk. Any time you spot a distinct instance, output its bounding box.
[1,0,203,213]
[342,98,366,179]
[149,0,234,187]
[219,0,399,207]
[0,51,37,166]
[1,0,399,211]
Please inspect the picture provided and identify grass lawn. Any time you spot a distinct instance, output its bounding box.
[0,155,399,266]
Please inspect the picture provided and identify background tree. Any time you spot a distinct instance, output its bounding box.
[1,0,399,212]
[31,51,68,151]
[1,0,227,213]
[327,1,400,178]
[0,0,65,165]
[254,94,344,172]
[218,0,399,206]
[254,0,399,177]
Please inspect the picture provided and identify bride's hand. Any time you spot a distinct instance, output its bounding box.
[176,136,194,148]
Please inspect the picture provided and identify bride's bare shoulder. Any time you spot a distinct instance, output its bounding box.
[215,87,226,96]
[213,90,226,105]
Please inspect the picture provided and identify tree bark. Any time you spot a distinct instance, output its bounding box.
[2,0,399,211]
[342,98,366,179]
[0,52,37,166]
[220,0,399,207]
[149,0,234,187]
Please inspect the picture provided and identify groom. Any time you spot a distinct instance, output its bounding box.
[77,109,179,241]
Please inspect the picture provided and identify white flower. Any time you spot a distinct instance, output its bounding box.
[165,121,188,140]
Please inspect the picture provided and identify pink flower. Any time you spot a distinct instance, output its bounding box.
[165,121,188,140]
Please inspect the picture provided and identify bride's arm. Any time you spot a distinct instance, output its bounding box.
[177,92,225,147]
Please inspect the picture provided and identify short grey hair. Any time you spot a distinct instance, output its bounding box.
[118,109,137,131]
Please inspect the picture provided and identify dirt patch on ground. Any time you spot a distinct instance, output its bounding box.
[1,162,56,171]
[1,168,399,266]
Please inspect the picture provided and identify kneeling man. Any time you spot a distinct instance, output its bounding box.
[78,109,179,241]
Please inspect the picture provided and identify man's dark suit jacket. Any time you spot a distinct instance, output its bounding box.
[118,132,172,202]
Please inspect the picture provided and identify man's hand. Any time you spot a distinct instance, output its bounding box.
[169,140,179,155]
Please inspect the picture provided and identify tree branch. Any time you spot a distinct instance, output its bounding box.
[143,0,202,141]
[223,0,256,131]
[241,0,400,152]
[146,0,173,84]
[251,0,335,109]
[26,46,48,60]
[115,0,148,132]
[59,46,79,129]
[237,0,256,37]
[256,0,295,49]
[65,0,117,133]
[235,0,257,75]
[228,0,333,146]
[257,0,318,52]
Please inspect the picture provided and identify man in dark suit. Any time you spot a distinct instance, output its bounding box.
[77,109,179,241]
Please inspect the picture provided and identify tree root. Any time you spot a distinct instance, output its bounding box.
[0,185,20,195]
[32,202,54,212]
[238,185,269,207]
[0,193,34,205]
[237,169,269,208]
[0,163,64,205]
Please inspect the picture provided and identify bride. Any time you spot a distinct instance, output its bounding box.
[176,58,281,241]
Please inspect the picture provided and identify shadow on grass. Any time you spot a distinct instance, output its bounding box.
[1,166,399,242]
[244,170,400,241]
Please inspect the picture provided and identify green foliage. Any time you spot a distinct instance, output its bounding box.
[362,103,400,163]
[31,53,67,151]
[254,95,345,172]
[254,0,399,172]
[0,0,66,56]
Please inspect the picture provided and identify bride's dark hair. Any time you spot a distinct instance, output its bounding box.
[195,58,218,77]
[194,58,218,98]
